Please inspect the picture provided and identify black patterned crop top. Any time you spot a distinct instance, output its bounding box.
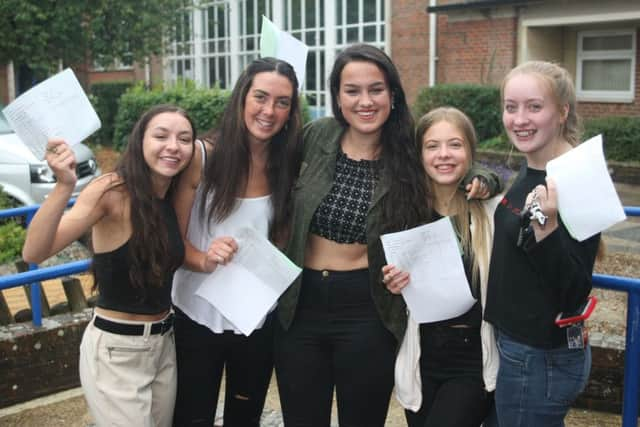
[309,149,380,244]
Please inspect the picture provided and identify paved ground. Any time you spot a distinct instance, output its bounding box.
[0,379,626,427]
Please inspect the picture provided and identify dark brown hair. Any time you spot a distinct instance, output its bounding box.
[116,104,195,290]
[199,57,302,243]
[329,44,431,231]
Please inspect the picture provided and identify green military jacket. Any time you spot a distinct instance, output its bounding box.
[277,117,500,343]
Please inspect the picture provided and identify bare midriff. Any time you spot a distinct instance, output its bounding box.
[303,233,369,271]
[94,307,171,322]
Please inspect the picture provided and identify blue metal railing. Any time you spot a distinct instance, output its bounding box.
[0,200,78,327]
[0,204,639,424]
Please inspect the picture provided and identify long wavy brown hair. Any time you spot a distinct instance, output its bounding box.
[329,44,432,232]
[199,58,302,244]
[115,104,195,290]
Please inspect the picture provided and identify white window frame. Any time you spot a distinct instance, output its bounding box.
[576,29,636,103]
[199,1,233,89]
[166,5,197,83]
[165,0,389,117]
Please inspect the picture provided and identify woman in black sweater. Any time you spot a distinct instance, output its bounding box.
[484,61,600,427]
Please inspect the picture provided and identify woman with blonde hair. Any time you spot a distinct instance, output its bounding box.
[484,61,600,426]
[384,107,499,427]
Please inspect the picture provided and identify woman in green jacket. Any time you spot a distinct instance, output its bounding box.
[275,44,500,427]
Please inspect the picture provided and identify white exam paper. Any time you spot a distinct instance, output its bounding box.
[194,227,301,336]
[2,68,101,160]
[381,217,476,323]
[260,16,308,91]
[546,134,626,241]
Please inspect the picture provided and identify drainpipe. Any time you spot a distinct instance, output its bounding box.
[429,0,437,87]
[7,61,15,101]
[145,57,151,88]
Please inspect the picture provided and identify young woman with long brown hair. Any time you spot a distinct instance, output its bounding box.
[23,105,196,426]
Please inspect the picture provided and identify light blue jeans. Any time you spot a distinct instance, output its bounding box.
[493,330,591,427]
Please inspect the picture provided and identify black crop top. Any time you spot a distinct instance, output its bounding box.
[309,149,380,244]
[93,197,184,315]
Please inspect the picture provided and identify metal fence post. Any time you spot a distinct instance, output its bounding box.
[24,211,43,327]
[621,290,640,427]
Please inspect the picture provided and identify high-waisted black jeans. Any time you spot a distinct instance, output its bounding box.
[172,308,274,427]
[406,325,494,427]
[274,268,397,427]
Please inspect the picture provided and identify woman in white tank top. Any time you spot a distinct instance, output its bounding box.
[171,58,302,426]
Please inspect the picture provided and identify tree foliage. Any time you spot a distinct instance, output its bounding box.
[0,0,185,74]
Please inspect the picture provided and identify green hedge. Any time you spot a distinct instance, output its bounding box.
[478,116,640,163]
[90,81,134,147]
[113,83,312,151]
[413,84,502,142]
[0,221,25,263]
[583,116,640,163]
[0,185,25,262]
[413,84,639,163]
[113,84,231,150]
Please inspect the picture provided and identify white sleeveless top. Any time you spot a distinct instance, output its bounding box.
[172,140,273,334]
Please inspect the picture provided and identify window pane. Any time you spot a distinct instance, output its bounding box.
[305,0,316,26]
[363,25,376,42]
[347,27,358,43]
[291,0,301,30]
[305,31,316,46]
[583,35,632,51]
[307,53,317,90]
[217,7,226,37]
[363,0,376,21]
[347,0,358,24]
[582,59,632,91]
[218,57,227,88]
[206,58,213,86]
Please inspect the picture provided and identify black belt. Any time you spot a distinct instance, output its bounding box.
[93,313,174,336]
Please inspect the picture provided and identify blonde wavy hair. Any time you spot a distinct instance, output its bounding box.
[416,107,491,293]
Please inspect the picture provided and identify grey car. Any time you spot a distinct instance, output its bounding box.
[0,109,100,207]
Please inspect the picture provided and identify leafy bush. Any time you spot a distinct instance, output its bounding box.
[113,83,312,151]
[413,84,502,142]
[113,83,231,150]
[90,81,134,146]
[480,135,511,151]
[0,184,26,251]
[583,116,640,163]
[0,221,25,263]
[0,185,12,210]
[477,116,640,163]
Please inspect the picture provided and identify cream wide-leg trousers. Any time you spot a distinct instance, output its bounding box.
[79,313,177,427]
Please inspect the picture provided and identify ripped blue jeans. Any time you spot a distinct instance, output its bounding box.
[494,330,591,427]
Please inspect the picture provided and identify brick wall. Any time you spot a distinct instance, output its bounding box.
[87,69,136,86]
[0,65,7,105]
[390,1,431,105]
[436,14,517,86]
